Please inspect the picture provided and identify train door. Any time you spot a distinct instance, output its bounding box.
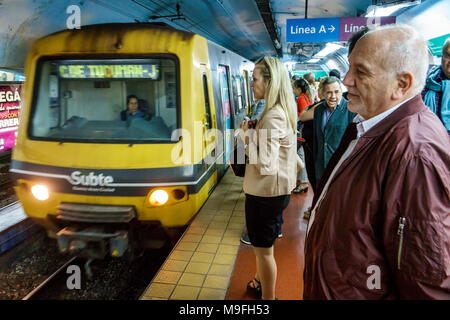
[200,69,216,172]
[218,65,232,164]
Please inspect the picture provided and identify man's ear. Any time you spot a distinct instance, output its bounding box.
[392,72,413,99]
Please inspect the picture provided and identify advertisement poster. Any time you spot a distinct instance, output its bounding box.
[0,84,22,153]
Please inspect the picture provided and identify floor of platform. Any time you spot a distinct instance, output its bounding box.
[141,170,246,300]
[140,169,313,300]
[226,190,312,300]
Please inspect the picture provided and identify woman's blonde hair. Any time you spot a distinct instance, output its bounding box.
[254,57,297,134]
[303,81,315,103]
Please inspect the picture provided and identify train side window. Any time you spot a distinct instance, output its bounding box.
[248,70,255,103]
[231,75,243,114]
[240,75,246,112]
[243,70,250,110]
[202,74,212,129]
[218,65,232,123]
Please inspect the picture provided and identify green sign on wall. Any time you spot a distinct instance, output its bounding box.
[428,33,450,56]
[292,70,328,79]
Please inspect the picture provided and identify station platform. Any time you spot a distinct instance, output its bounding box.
[140,169,312,300]
[0,202,26,232]
[0,201,40,255]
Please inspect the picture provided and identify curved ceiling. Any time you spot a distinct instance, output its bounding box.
[0,0,447,74]
[271,0,372,61]
[0,0,274,69]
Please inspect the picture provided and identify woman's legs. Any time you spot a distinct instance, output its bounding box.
[253,245,276,300]
[296,146,309,190]
[298,146,309,185]
[245,195,289,300]
[303,143,316,192]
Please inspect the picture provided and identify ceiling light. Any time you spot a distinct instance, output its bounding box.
[314,43,342,58]
[365,1,421,17]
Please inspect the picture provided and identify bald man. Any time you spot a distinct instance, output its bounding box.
[303,25,450,299]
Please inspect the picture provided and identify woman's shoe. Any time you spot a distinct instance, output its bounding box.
[247,278,262,298]
[299,186,308,193]
[240,233,251,245]
[303,207,311,220]
[293,184,308,193]
[299,183,309,193]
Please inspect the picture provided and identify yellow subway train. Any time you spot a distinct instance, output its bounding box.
[10,23,254,259]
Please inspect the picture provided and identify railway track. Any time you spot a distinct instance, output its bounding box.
[0,152,17,209]
[0,160,11,189]
[18,243,173,300]
[22,256,80,300]
[0,150,11,162]
[0,176,12,189]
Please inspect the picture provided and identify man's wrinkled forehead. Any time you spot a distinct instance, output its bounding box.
[324,81,342,93]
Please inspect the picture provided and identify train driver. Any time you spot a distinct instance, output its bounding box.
[120,94,145,121]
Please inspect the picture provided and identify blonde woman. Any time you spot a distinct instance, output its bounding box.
[239,57,303,300]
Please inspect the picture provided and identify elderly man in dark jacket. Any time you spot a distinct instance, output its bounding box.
[303,24,450,299]
[312,76,356,183]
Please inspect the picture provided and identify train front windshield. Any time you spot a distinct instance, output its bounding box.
[30,57,178,143]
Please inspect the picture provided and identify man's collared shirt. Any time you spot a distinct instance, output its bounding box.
[354,95,415,138]
[321,103,337,130]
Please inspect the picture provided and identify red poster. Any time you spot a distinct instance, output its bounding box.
[0,84,22,153]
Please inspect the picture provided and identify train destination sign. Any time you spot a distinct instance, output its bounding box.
[286,16,396,43]
[58,63,160,79]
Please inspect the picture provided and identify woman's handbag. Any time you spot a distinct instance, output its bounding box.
[228,143,247,177]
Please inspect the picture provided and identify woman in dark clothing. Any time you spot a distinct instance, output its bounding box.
[299,101,319,192]
[293,79,311,193]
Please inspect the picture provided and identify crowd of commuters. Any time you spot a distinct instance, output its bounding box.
[236,23,449,300]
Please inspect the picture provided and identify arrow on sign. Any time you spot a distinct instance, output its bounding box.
[328,25,335,32]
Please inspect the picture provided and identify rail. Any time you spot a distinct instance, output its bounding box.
[22,256,79,300]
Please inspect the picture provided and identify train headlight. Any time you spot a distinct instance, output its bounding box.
[31,184,49,201]
[149,189,169,206]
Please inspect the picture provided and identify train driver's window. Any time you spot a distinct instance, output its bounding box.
[29,57,179,143]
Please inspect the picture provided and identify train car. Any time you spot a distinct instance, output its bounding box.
[9,23,254,259]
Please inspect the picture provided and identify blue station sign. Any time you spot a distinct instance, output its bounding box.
[286,17,396,43]
[286,18,340,43]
